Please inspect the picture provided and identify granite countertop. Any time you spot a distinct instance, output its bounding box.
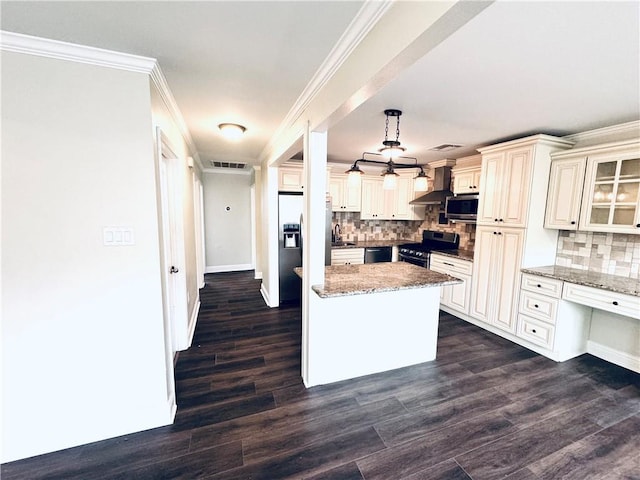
[430,248,475,262]
[521,265,640,297]
[300,262,461,298]
[330,239,412,249]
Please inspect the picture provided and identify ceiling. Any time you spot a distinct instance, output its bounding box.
[2,1,639,169]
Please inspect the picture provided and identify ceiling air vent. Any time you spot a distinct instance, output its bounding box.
[428,143,463,152]
[210,161,246,169]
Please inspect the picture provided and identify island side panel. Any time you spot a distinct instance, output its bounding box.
[305,286,441,387]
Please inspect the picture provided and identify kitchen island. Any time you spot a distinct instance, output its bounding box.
[298,262,460,386]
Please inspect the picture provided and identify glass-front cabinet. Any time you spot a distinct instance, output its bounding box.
[579,141,640,233]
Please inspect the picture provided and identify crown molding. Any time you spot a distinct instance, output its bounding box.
[0,30,156,73]
[149,64,204,171]
[562,120,640,144]
[1,30,204,172]
[259,0,393,163]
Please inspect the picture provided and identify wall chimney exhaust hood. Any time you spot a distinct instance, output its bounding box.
[410,163,454,205]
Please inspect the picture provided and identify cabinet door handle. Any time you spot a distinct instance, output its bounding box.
[443,262,455,267]
[636,224,640,228]
[537,284,542,288]
[532,329,537,334]
[571,221,576,225]
[534,304,539,308]
[494,218,499,222]
[613,301,619,306]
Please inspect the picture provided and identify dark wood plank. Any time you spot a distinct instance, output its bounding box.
[526,414,640,480]
[357,412,518,480]
[455,408,602,480]
[3,271,639,480]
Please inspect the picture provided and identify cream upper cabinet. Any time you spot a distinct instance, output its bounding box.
[579,141,640,233]
[477,136,574,228]
[477,147,533,227]
[360,173,424,220]
[544,155,586,230]
[360,177,383,219]
[452,167,482,194]
[329,174,361,212]
[278,166,304,192]
[470,226,524,333]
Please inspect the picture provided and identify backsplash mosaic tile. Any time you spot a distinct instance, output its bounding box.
[418,206,476,250]
[332,205,476,250]
[332,212,422,242]
[556,230,640,279]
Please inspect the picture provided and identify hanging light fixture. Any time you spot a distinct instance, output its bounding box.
[345,153,429,191]
[218,123,247,140]
[413,169,429,191]
[378,109,405,159]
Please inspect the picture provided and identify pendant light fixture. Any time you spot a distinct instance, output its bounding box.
[344,109,429,191]
[378,109,405,159]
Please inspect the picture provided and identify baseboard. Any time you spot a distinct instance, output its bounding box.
[187,297,200,348]
[260,282,277,308]
[205,263,253,273]
[587,340,640,373]
[254,270,263,280]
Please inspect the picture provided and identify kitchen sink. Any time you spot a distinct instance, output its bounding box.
[332,241,356,247]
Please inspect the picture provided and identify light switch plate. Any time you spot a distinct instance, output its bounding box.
[103,227,135,246]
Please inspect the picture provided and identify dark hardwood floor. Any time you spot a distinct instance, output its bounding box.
[3,271,639,479]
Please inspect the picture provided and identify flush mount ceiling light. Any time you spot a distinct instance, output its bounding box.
[218,123,246,140]
[345,152,430,191]
[378,109,406,159]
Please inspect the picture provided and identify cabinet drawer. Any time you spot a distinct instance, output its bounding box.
[521,273,563,298]
[430,254,473,277]
[517,314,555,349]
[519,290,558,324]
[562,283,640,319]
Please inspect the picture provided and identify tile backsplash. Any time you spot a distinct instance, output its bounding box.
[332,205,476,250]
[556,231,640,279]
[332,212,422,242]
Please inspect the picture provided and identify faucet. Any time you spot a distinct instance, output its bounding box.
[334,224,341,242]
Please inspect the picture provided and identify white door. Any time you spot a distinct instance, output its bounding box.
[156,128,190,412]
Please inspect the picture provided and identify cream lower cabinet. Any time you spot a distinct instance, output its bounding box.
[430,254,472,315]
[330,248,364,265]
[470,226,524,334]
[516,274,592,361]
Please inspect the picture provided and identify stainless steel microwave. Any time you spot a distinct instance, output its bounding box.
[445,194,478,223]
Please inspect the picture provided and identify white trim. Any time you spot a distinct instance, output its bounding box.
[563,120,640,144]
[149,64,204,172]
[260,282,277,308]
[259,1,392,163]
[202,167,252,176]
[254,271,263,280]
[187,298,201,348]
[0,30,204,173]
[587,340,640,374]
[0,30,156,73]
[205,263,253,273]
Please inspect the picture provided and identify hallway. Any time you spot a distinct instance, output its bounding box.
[2,271,639,479]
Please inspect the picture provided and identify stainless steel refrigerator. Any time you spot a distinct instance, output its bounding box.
[278,193,331,303]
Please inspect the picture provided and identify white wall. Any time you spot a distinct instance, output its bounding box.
[1,52,172,462]
[203,171,253,272]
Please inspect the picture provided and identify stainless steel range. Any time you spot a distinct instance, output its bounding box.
[398,230,460,268]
